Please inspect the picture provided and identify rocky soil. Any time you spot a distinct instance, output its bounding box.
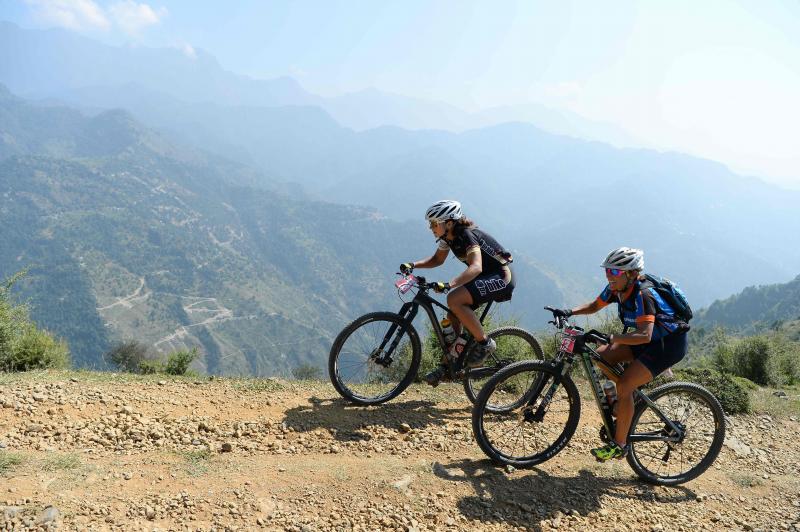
[1,371,799,531]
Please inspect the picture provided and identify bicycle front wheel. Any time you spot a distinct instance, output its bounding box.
[472,360,581,467]
[328,312,421,406]
[627,381,726,486]
[463,326,544,412]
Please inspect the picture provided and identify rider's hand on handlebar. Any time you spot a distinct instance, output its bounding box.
[432,281,450,294]
[399,263,414,275]
[585,329,611,345]
[552,308,573,318]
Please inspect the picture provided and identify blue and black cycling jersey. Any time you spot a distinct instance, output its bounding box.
[595,278,685,341]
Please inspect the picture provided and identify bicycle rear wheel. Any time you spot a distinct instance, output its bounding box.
[328,312,421,406]
[627,381,725,486]
[472,360,580,467]
[463,326,544,412]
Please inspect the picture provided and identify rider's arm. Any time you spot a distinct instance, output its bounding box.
[610,321,653,345]
[449,247,482,288]
[412,247,449,269]
[570,299,604,316]
[571,285,613,316]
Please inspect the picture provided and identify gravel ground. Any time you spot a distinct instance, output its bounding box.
[1,371,799,531]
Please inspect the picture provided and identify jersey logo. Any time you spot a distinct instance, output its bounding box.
[475,277,507,296]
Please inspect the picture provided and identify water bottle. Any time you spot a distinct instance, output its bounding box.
[449,336,468,361]
[602,380,617,408]
[441,318,457,346]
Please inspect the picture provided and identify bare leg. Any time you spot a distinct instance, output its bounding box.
[447,311,462,337]
[614,360,653,446]
[596,343,634,382]
[446,287,486,341]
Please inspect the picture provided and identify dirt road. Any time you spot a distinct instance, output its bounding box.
[1,371,798,531]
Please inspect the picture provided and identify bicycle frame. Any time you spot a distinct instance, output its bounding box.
[372,285,493,371]
[532,336,684,444]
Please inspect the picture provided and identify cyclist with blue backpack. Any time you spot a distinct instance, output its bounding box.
[551,247,691,462]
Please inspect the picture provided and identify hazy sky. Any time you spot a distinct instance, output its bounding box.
[3,0,799,187]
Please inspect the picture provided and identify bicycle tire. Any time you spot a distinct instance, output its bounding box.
[472,360,581,467]
[463,326,544,413]
[328,312,421,406]
[627,381,726,486]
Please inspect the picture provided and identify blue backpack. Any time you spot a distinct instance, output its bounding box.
[640,274,693,323]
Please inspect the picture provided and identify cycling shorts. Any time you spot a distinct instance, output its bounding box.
[631,330,688,377]
[463,266,515,309]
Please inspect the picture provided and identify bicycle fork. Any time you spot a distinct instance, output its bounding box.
[372,304,418,367]
[524,359,571,423]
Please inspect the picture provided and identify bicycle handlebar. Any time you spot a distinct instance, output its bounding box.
[544,306,611,345]
[396,273,449,293]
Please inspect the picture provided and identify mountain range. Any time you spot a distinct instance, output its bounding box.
[0,85,560,372]
[2,21,800,373]
[696,275,800,334]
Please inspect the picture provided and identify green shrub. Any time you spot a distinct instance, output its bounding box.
[729,334,800,386]
[137,359,164,374]
[731,336,771,385]
[106,342,198,376]
[106,340,150,373]
[766,335,800,386]
[0,271,70,372]
[164,348,198,375]
[292,363,322,380]
[674,367,750,415]
[7,325,70,371]
[710,328,735,374]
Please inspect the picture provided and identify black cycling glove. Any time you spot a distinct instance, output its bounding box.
[399,263,414,274]
[552,308,573,318]
[432,281,450,293]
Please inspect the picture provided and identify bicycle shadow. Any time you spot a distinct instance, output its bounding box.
[281,395,466,442]
[433,458,697,531]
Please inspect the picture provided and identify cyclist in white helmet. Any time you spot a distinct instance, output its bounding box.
[400,200,515,385]
[550,247,689,461]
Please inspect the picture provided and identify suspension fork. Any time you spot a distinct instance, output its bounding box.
[525,357,572,422]
[374,303,418,363]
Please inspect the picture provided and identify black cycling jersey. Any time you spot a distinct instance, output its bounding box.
[437,225,512,276]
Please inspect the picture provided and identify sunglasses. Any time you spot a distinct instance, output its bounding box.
[428,220,441,229]
[605,268,626,277]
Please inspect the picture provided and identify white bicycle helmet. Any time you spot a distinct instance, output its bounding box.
[425,200,463,222]
[602,247,644,271]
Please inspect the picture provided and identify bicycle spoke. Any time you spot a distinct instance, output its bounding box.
[478,365,574,462]
[628,386,724,484]
[333,316,416,403]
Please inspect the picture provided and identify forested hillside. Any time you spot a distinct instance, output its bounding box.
[41,86,800,308]
[4,22,800,306]
[696,274,800,334]
[0,87,561,372]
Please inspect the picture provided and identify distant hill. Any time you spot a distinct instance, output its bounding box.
[33,83,800,306]
[696,275,800,334]
[0,87,562,372]
[0,21,316,109]
[1,21,638,146]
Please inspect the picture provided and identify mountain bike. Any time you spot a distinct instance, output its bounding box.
[328,272,543,408]
[471,306,725,486]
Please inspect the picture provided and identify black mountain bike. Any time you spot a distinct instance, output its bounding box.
[328,272,543,408]
[471,307,725,486]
